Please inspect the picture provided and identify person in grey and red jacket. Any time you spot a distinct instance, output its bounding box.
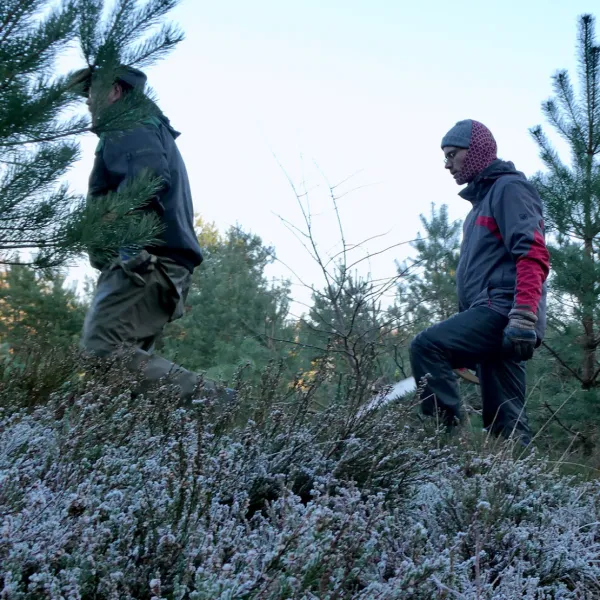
[409,119,550,444]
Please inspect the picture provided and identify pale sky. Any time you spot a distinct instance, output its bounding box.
[64,0,592,313]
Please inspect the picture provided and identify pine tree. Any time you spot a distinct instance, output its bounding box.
[299,269,395,393]
[531,13,600,388]
[395,203,461,330]
[0,265,86,355]
[0,0,183,268]
[303,269,384,361]
[160,224,292,380]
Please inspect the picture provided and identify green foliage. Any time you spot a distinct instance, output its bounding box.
[75,0,185,137]
[68,171,166,269]
[395,203,460,332]
[304,269,383,356]
[0,1,84,145]
[298,268,397,393]
[78,0,184,71]
[530,13,600,386]
[0,265,85,407]
[160,224,292,382]
[0,0,81,267]
[525,357,600,459]
[0,0,182,268]
[0,265,86,354]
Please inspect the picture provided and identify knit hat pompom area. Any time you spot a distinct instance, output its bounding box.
[442,119,498,185]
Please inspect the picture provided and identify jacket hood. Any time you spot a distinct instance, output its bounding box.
[459,159,524,203]
[156,112,180,139]
[92,97,181,140]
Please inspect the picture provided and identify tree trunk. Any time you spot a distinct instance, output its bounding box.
[582,236,596,385]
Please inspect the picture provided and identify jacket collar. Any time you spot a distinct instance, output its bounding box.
[458,159,521,204]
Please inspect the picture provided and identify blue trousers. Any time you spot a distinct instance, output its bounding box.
[409,307,531,443]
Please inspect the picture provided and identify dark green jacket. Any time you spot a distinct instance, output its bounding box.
[88,114,203,272]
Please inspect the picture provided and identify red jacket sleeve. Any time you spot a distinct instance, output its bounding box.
[492,178,550,315]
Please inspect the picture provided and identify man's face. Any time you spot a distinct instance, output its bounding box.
[86,83,123,122]
[443,146,468,184]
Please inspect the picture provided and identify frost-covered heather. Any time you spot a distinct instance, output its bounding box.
[1,361,600,599]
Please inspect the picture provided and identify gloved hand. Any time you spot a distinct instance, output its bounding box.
[502,307,537,361]
[116,250,158,286]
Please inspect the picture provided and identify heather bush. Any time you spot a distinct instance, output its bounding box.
[1,358,600,599]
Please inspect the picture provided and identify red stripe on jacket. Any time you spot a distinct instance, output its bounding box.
[475,216,503,241]
[515,229,550,314]
[476,215,549,315]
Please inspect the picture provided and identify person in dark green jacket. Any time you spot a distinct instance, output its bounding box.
[77,65,224,401]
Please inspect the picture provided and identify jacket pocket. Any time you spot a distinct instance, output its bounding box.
[487,285,514,313]
[156,260,191,322]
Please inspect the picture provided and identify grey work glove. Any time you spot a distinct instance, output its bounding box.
[502,307,537,362]
[115,250,158,286]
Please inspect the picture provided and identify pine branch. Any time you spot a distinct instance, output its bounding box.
[578,15,600,154]
[552,70,586,145]
[77,0,102,63]
[0,0,30,46]
[0,0,184,269]
[64,171,166,263]
[103,0,137,49]
[530,126,571,177]
[542,96,580,149]
[0,121,90,147]
[0,2,77,90]
[120,23,184,67]
[94,0,182,68]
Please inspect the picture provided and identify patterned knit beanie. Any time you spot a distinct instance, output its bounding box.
[441,119,497,185]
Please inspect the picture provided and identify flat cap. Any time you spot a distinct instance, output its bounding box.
[69,65,147,97]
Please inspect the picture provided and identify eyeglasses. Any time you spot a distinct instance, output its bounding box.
[444,149,465,165]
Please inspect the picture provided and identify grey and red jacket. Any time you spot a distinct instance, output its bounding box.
[456,160,549,342]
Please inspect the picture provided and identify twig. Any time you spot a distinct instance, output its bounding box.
[543,401,586,441]
[541,341,585,385]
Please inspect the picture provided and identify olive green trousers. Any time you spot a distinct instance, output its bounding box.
[81,254,200,399]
